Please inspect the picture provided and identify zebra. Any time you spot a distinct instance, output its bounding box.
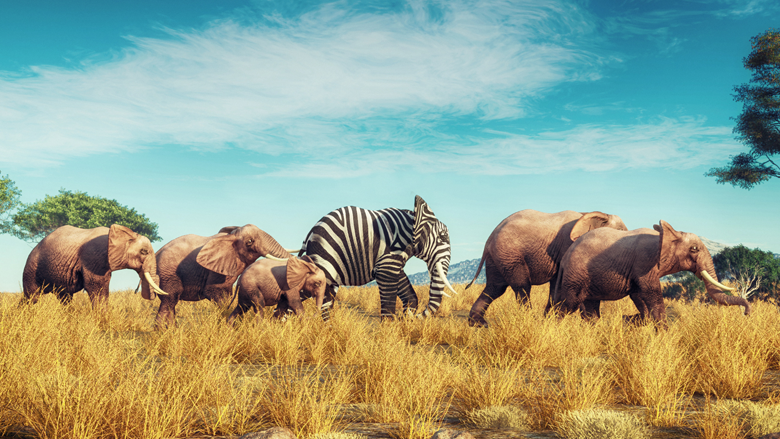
[299,195,458,320]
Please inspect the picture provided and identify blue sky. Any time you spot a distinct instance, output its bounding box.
[1,0,778,292]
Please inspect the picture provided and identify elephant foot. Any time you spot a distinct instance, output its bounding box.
[467,314,488,328]
[622,313,653,326]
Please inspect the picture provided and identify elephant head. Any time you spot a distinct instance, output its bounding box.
[409,195,457,315]
[107,224,166,300]
[196,224,290,278]
[286,255,327,312]
[570,211,629,241]
[654,220,750,315]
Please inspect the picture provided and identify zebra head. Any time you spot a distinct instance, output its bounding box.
[410,195,458,315]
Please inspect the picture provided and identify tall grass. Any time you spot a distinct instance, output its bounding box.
[0,284,778,439]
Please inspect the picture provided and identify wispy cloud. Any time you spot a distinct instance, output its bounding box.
[0,0,604,168]
[260,116,744,177]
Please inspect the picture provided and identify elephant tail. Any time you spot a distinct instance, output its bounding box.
[465,248,488,290]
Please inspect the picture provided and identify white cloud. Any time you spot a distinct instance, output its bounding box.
[260,116,744,177]
[0,0,603,167]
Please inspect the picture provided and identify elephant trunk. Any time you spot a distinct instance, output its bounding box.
[260,230,293,261]
[699,261,751,315]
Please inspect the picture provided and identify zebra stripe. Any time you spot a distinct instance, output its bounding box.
[301,199,451,320]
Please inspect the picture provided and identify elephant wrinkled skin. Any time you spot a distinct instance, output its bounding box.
[227,255,327,324]
[154,224,291,327]
[22,224,163,308]
[466,210,628,327]
[552,220,750,325]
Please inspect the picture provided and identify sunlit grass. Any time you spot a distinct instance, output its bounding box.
[0,284,778,438]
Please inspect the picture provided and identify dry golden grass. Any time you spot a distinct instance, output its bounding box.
[0,283,778,439]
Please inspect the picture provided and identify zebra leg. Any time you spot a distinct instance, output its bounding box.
[375,252,412,320]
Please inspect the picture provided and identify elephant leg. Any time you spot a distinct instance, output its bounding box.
[84,275,110,311]
[580,299,601,321]
[375,253,413,320]
[396,273,418,316]
[155,296,178,328]
[468,258,510,327]
[641,286,668,328]
[273,295,291,319]
[506,265,533,306]
[317,285,337,322]
[228,286,263,325]
[21,276,49,306]
[545,273,560,315]
[624,293,650,325]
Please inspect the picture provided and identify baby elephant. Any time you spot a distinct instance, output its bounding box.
[228,255,327,324]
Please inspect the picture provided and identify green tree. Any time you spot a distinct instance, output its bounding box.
[7,189,161,243]
[662,272,705,302]
[0,171,22,233]
[713,245,780,300]
[706,29,780,189]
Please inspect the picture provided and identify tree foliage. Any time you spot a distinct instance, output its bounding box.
[713,245,780,300]
[662,272,705,302]
[6,189,161,243]
[0,171,22,233]
[706,29,780,189]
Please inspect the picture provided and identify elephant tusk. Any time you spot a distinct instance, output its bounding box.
[144,272,168,296]
[435,261,458,297]
[265,254,289,262]
[701,270,735,291]
[284,248,300,254]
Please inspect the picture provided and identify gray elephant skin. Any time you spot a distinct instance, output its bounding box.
[552,220,750,324]
[154,224,291,326]
[227,255,327,324]
[466,210,628,327]
[22,224,164,308]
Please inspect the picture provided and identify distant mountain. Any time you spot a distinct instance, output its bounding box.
[403,237,778,286]
[406,258,485,286]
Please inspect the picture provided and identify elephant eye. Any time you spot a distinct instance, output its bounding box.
[245,238,254,247]
[140,249,148,256]
[690,245,699,253]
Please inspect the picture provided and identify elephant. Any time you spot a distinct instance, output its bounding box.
[22,224,166,308]
[226,255,327,324]
[551,220,750,325]
[299,195,457,320]
[153,224,293,327]
[466,210,628,327]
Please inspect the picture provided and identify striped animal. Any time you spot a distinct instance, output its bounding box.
[300,195,457,319]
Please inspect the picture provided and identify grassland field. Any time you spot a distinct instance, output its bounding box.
[0,283,779,439]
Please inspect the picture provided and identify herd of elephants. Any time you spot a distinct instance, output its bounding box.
[20,195,750,329]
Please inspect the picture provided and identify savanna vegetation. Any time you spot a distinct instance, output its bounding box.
[1,282,779,439]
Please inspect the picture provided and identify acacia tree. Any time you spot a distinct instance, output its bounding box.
[6,189,161,243]
[713,245,780,300]
[707,29,780,188]
[0,171,21,233]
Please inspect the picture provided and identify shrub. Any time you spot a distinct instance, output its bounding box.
[463,405,530,429]
[556,409,651,439]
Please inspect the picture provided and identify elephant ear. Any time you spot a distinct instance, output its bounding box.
[218,226,239,235]
[656,220,683,273]
[196,234,245,276]
[412,195,438,255]
[108,224,139,271]
[570,211,610,242]
[286,255,317,292]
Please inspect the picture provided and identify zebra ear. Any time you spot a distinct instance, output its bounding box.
[412,195,438,252]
